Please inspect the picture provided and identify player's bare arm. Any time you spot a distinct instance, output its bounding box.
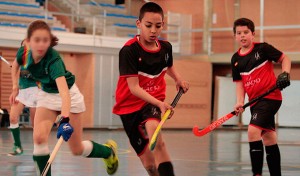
[166,66,189,93]
[234,81,245,115]
[10,60,21,104]
[278,55,291,73]
[56,76,71,117]
[277,55,291,90]
[126,77,172,114]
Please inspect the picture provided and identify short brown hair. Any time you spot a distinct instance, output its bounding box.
[27,20,58,47]
[233,18,255,34]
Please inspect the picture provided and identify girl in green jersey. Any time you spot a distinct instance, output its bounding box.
[10,20,119,176]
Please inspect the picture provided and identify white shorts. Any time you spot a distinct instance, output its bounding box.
[16,87,39,108]
[36,84,86,113]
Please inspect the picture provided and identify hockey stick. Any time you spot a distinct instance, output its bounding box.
[41,136,64,176]
[193,85,278,137]
[149,88,184,151]
[41,116,65,176]
[0,56,12,67]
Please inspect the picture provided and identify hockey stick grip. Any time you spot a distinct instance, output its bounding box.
[149,88,184,151]
[228,85,278,115]
[242,85,278,110]
[170,88,184,108]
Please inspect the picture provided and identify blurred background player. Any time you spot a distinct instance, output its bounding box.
[8,40,39,156]
[231,18,291,176]
[10,20,118,176]
[113,2,189,176]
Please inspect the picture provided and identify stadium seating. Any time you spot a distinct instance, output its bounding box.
[0,0,67,31]
[50,0,136,36]
[0,0,138,36]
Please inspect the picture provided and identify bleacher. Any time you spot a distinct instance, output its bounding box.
[0,0,138,37]
[83,0,137,37]
[50,0,137,37]
[0,0,67,32]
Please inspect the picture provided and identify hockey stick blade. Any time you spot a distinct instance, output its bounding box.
[193,113,235,136]
[193,85,278,137]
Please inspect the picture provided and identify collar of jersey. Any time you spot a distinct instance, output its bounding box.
[136,35,161,53]
[238,42,256,56]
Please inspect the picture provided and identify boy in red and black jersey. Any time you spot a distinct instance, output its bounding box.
[231,18,291,176]
[113,2,189,176]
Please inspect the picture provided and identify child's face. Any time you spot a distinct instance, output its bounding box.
[137,12,164,43]
[235,26,254,48]
[27,29,51,59]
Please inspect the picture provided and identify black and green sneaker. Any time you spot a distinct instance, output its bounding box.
[103,140,119,175]
[7,145,23,156]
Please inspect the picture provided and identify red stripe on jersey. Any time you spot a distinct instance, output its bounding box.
[113,70,167,115]
[241,61,281,101]
[124,37,138,46]
[138,67,168,79]
[240,60,268,76]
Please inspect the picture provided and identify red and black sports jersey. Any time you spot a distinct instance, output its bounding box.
[113,35,173,115]
[231,42,284,101]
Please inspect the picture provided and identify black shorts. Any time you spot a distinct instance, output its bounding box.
[250,98,282,133]
[120,104,161,156]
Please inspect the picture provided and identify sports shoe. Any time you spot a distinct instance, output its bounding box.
[103,140,119,175]
[7,145,23,156]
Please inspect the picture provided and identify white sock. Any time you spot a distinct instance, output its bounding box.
[33,143,50,155]
[81,140,93,157]
[10,123,19,129]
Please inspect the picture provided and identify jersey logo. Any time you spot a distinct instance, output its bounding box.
[252,113,258,120]
[255,52,260,60]
[20,70,32,78]
[165,53,169,64]
[151,107,159,116]
[245,76,261,87]
[234,62,238,66]
[144,80,160,93]
[137,138,142,146]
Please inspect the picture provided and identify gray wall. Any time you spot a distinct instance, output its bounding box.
[93,49,122,128]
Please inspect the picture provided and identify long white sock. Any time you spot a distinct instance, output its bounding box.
[33,143,50,155]
[10,123,19,129]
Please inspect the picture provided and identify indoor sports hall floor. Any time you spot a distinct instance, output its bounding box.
[0,128,300,176]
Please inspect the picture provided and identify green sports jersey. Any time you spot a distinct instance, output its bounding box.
[16,46,75,93]
[19,66,37,89]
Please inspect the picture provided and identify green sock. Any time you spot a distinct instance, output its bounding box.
[33,154,51,176]
[10,127,22,148]
[87,141,112,158]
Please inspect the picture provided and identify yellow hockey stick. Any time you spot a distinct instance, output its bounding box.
[149,88,184,151]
